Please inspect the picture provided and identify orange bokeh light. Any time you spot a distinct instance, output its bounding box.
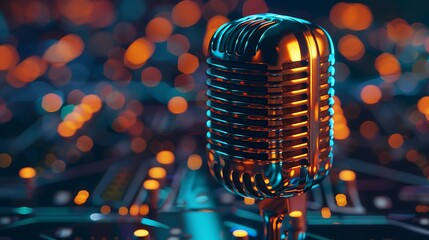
[131,137,147,153]
[148,167,167,179]
[141,67,162,87]
[19,167,36,179]
[42,93,63,112]
[387,18,413,43]
[57,121,77,137]
[178,53,199,74]
[146,17,173,43]
[360,85,382,105]
[168,96,188,114]
[43,34,84,65]
[338,34,365,61]
[417,96,429,115]
[334,123,350,140]
[388,133,404,149]
[187,154,203,170]
[330,2,373,31]
[124,37,155,69]
[338,170,356,181]
[81,95,102,112]
[0,45,19,70]
[172,1,202,27]
[375,53,401,82]
[360,121,379,140]
[143,179,160,190]
[76,135,94,152]
[156,150,175,165]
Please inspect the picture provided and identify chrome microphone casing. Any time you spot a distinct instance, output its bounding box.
[206,13,335,199]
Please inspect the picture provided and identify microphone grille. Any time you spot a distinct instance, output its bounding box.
[206,14,335,199]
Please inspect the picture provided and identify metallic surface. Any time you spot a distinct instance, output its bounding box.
[206,13,335,199]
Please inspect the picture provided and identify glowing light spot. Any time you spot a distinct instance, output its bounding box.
[388,133,404,149]
[289,211,302,217]
[172,1,202,27]
[43,34,84,65]
[146,17,173,42]
[124,38,155,69]
[338,34,365,61]
[148,167,167,179]
[141,67,162,87]
[375,53,401,82]
[19,167,36,179]
[139,204,149,215]
[74,104,93,121]
[330,3,372,31]
[58,0,94,25]
[76,135,94,152]
[42,93,63,112]
[334,123,350,140]
[0,45,19,70]
[417,96,429,115]
[131,137,147,153]
[187,154,203,170]
[100,205,111,214]
[242,0,268,16]
[81,95,102,112]
[156,150,175,165]
[321,207,331,218]
[57,121,77,137]
[232,229,248,237]
[0,153,12,168]
[168,96,188,114]
[143,179,160,190]
[360,121,379,140]
[387,18,413,43]
[406,149,419,162]
[335,194,347,207]
[134,229,149,237]
[178,53,199,74]
[360,85,382,105]
[129,204,139,216]
[167,34,190,56]
[338,170,356,181]
[74,190,89,205]
[244,197,255,205]
[118,206,128,215]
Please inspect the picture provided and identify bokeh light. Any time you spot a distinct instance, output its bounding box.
[168,96,188,114]
[19,167,36,179]
[42,93,63,113]
[178,53,199,74]
[172,1,202,27]
[124,38,155,69]
[330,2,373,30]
[361,85,382,105]
[338,34,365,61]
[146,17,174,43]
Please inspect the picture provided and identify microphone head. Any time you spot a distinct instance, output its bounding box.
[206,13,335,199]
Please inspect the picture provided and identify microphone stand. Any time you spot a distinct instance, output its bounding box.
[258,194,307,240]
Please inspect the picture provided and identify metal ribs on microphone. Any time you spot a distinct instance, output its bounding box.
[206,14,335,199]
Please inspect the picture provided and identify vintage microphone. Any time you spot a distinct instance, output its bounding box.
[205,13,335,239]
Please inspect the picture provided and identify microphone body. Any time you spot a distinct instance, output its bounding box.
[206,13,335,199]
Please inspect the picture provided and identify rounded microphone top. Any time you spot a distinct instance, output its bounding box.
[206,13,335,199]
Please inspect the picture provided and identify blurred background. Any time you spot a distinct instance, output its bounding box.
[0,0,429,239]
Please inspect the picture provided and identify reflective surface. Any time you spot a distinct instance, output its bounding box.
[206,13,335,199]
